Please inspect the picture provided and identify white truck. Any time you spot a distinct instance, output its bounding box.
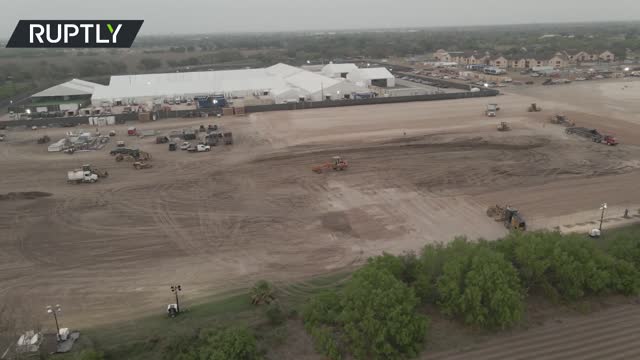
[188,144,211,152]
[485,104,499,117]
[67,167,99,184]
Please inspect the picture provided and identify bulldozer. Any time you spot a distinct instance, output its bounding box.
[312,156,348,173]
[486,205,526,231]
[528,103,542,112]
[497,122,511,131]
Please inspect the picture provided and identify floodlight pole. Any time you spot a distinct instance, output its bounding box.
[599,203,607,231]
[171,285,182,313]
[46,305,62,342]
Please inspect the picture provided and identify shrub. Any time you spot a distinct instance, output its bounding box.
[339,267,428,359]
[437,246,524,329]
[265,303,285,326]
[310,326,342,360]
[197,327,260,360]
[607,235,640,267]
[302,290,342,330]
[74,350,105,360]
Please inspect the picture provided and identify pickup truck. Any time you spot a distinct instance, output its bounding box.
[188,144,211,152]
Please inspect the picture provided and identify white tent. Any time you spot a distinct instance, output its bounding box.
[91,63,370,105]
[322,63,358,78]
[347,68,396,88]
[32,79,105,98]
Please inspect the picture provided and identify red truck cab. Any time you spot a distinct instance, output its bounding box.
[603,135,618,146]
[127,127,137,136]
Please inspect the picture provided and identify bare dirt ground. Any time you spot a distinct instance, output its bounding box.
[2,79,640,355]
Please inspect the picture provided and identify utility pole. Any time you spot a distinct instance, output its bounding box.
[170,285,182,313]
[599,203,607,231]
[46,305,62,342]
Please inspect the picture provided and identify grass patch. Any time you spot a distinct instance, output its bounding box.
[54,272,350,359]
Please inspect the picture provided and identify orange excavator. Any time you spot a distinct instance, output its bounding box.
[312,156,348,173]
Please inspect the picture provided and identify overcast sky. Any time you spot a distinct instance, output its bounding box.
[1,0,639,37]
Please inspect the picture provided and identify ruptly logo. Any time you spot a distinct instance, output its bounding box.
[6,20,144,48]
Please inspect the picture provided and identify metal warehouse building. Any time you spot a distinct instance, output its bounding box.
[91,63,374,106]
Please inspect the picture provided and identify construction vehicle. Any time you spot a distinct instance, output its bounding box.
[207,124,218,133]
[127,127,137,136]
[199,125,206,132]
[497,122,510,131]
[156,136,170,144]
[67,165,100,184]
[204,133,220,146]
[223,132,233,145]
[188,144,211,152]
[550,114,575,127]
[88,165,109,178]
[108,130,116,136]
[133,161,152,170]
[37,135,51,144]
[566,127,618,145]
[528,103,542,112]
[312,156,348,173]
[113,148,151,161]
[169,142,177,151]
[486,205,526,231]
[485,104,498,117]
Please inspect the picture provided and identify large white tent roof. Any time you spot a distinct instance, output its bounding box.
[322,63,357,75]
[349,67,394,79]
[32,79,105,98]
[91,63,369,103]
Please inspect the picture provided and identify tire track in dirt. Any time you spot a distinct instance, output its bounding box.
[428,304,640,360]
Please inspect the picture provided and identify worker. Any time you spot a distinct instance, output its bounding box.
[624,209,629,218]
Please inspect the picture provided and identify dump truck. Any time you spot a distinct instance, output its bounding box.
[566,127,618,145]
[485,104,498,117]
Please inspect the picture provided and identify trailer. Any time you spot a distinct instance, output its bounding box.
[566,127,618,145]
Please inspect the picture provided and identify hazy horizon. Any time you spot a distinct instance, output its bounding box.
[1,0,639,39]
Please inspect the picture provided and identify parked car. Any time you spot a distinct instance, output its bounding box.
[188,144,211,152]
[180,142,190,150]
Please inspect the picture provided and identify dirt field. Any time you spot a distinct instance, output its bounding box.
[2,79,640,347]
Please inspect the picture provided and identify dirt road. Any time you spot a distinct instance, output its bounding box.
[2,79,640,336]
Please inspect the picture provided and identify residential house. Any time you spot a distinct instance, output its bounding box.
[433,49,451,62]
[599,50,615,62]
[489,55,509,69]
[548,52,569,68]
